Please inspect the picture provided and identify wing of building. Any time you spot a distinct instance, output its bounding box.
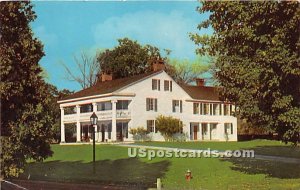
[58,65,237,143]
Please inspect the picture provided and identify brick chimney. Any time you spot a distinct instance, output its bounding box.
[195,78,205,86]
[152,58,165,71]
[98,72,113,82]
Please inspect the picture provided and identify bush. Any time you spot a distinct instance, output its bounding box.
[129,127,152,142]
[155,115,183,141]
[171,132,188,142]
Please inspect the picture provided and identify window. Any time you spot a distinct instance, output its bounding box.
[193,103,199,114]
[117,100,129,110]
[97,101,112,111]
[212,104,219,115]
[224,123,233,135]
[64,106,76,115]
[224,104,230,116]
[147,120,156,133]
[80,104,92,113]
[202,123,208,135]
[146,98,157,111]
[152,79,160,91]
[203,103,210,115]
[164,80,172,91]
[172,100,182,113]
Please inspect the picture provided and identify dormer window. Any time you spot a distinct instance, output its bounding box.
[152,79,160,91]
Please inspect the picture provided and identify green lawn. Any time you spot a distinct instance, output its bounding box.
[19,140,300,190]
[133,139,300,158]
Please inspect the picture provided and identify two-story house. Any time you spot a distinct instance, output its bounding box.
[58,62,237,143]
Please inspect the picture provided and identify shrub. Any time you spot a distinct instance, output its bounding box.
[129,127,151,142]
[155,115,183,141]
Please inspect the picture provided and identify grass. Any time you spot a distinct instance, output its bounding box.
[133,139,300,158]
[19,140,300,189]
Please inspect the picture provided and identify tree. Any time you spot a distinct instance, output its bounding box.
[97,38,166,79]
[45,84,73,142]
[165,57,211,84]
[155,115,183,141]
[61,51,100,89]
[191,1,300,144]
[0,1,54,177]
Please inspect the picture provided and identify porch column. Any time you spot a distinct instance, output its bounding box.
[76,105,81,142]
[208,123,211,140]
[221,103,224,116]
[92,102,99,141]
[199,123,202,141]
[111,100,117,141]
[92,102,97,112]
[60,107,65,143]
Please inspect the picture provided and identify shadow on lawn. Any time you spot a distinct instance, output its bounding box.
[20,158,170,188]
[251,145,300,159]
[221,154,300,179]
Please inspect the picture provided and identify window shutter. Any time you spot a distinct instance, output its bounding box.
[146,98,150,111]
[158,80,160,91]
[170,81,172,92]
[231,123,233,134]
[155,99,157,111]
[180,100,182,113]
[172,100,175,112]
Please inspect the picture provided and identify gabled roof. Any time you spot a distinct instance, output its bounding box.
[59,70,162,102]
[180,84,221,101]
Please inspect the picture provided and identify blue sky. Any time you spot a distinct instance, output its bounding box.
[31,1,212,91]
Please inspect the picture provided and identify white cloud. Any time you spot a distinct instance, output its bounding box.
[92,10,199,59]
[34,25,58,47]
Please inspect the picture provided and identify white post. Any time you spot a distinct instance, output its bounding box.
[208,123,211,140]
[92,102,98,141]
[111,100,117,141]
[221,103,224,116]
[60,107,65,143]
[76,105,81,142]
[199,123,202,141]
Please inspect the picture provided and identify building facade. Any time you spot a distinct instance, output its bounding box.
[58,69,237,143]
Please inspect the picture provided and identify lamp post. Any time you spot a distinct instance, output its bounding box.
[90,112,98,163]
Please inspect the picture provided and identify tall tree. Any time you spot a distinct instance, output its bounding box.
[165,57,211,84]
[191,1,300,144]
[0,2,54,177]
[60,51,100,89]
[97,38,165,79]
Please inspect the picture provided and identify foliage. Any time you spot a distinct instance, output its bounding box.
[155,115,183,141]
[165,57,211,84]
[129,127,151,142]
[60,51,101,89]
[97,38,167,79]
[0,1,54,177]
[171,132,188,142]
[45,84,74,143]
[191,1,300,144]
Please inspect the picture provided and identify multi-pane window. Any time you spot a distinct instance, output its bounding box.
[152,79,160,91]
[164,80,172,91]
[193,103,199,114]
[224,123,233,135]
[224,104,230,116]
[172,100,182,113]
[80,104,92,113]
[116,100,129,110]
[212,104,219,115]
[147,120,156,133]
[203,103,210,115]
[65,106,76,115]
[97,101,112,111]
[146,98,157,111]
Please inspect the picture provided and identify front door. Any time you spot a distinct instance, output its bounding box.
[193,125,198,140]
